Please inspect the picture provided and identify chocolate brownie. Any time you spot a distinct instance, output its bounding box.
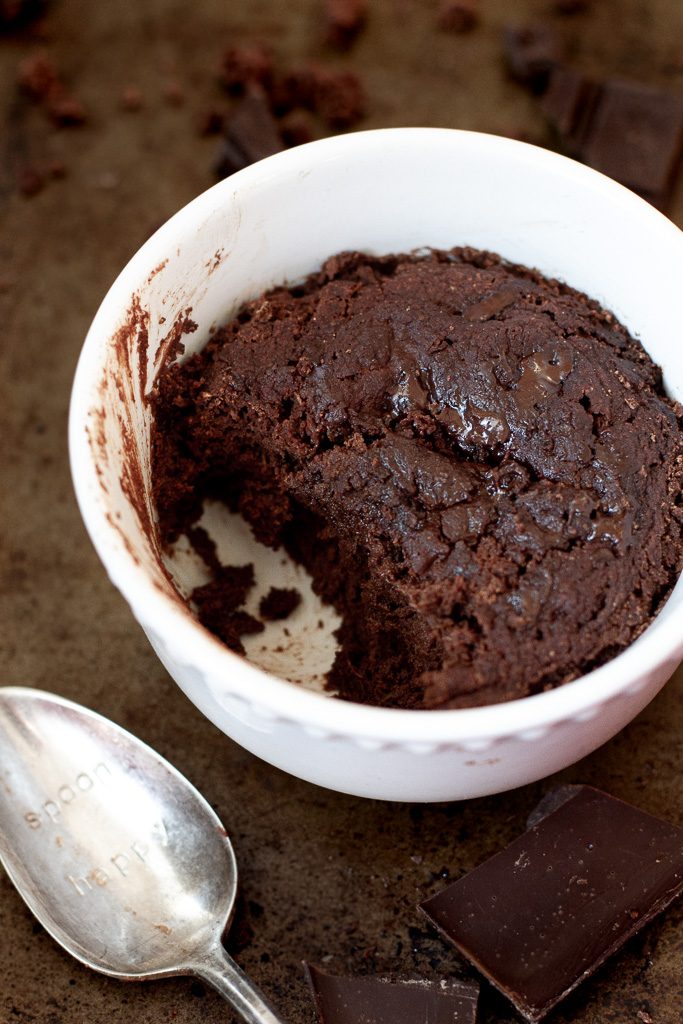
[151,248,683,709]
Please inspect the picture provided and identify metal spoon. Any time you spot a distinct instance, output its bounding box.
[0,686,286,1023]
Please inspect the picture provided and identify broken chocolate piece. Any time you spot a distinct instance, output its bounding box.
[259,586,302,621]
[323,0,367,51]
[539,64,599,144]
[420,786,683,1022]
[437,1,479,34]
[502,23,564,93]
[304,964,479,1024]
[578,78,683,201]
[214,92,283,179]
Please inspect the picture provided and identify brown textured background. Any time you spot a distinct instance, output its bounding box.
[1,1,682,1022]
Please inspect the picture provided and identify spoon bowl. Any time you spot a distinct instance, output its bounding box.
[0,687,286,1023]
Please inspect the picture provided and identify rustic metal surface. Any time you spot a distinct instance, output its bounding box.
[1,2,682,1022]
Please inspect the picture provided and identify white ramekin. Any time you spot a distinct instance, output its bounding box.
[69,128,683,802]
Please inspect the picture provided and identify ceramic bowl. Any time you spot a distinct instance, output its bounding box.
[69,128,683,802]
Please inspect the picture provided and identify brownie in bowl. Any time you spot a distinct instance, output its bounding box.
[151,247,683,709]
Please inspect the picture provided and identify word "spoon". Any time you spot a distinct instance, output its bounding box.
[0,687,287,1023]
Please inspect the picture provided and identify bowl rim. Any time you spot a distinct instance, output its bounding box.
[69,126,683,744]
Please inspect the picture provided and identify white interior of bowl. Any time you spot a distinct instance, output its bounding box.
[70,128,683,742]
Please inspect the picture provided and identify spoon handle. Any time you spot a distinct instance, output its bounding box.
[192,942,288,1024]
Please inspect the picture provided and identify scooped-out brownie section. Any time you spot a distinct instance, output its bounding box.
[151,247,683,709]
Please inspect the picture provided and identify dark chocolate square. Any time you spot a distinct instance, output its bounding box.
[419,786,683,1022]
[579,78,683,198]
[304,964,479,1024]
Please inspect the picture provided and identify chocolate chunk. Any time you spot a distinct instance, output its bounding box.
[259,586,302,621]
[502,23,564,92]
[323,0,367,51]
[540,64,599,143]
[214,92,283,179]
[525,783,583,828]
[437,1,479,34]
[420,786,683,1022]
[304,964,479,1024]
[578,78,683,202]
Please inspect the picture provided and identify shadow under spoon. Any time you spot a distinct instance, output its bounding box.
[0,686,287,1024]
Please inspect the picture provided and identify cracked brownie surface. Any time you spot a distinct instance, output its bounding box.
[151,248,683,708]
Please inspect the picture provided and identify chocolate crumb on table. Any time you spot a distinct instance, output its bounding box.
[304,965,479,1024]
[259,587,302,622]
[322,0,367,51]
[309,65,365,129]
[17,48,87,125]
[220,42,274,96]
[436,1,479,34]
[419,786,683,1022]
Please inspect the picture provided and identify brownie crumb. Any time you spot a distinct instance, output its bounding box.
[163,79,185,106]
[187,525,223,577]
[120,85,144,112]
[311,67,365,129]
[323,0,367,51]
[220,43,274,96]
[259,587,302,621]
[190,564,264,653]
[17,163,44,196]
[17,49,58,99]
[17,49,87,125]
[437,1,479,34]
